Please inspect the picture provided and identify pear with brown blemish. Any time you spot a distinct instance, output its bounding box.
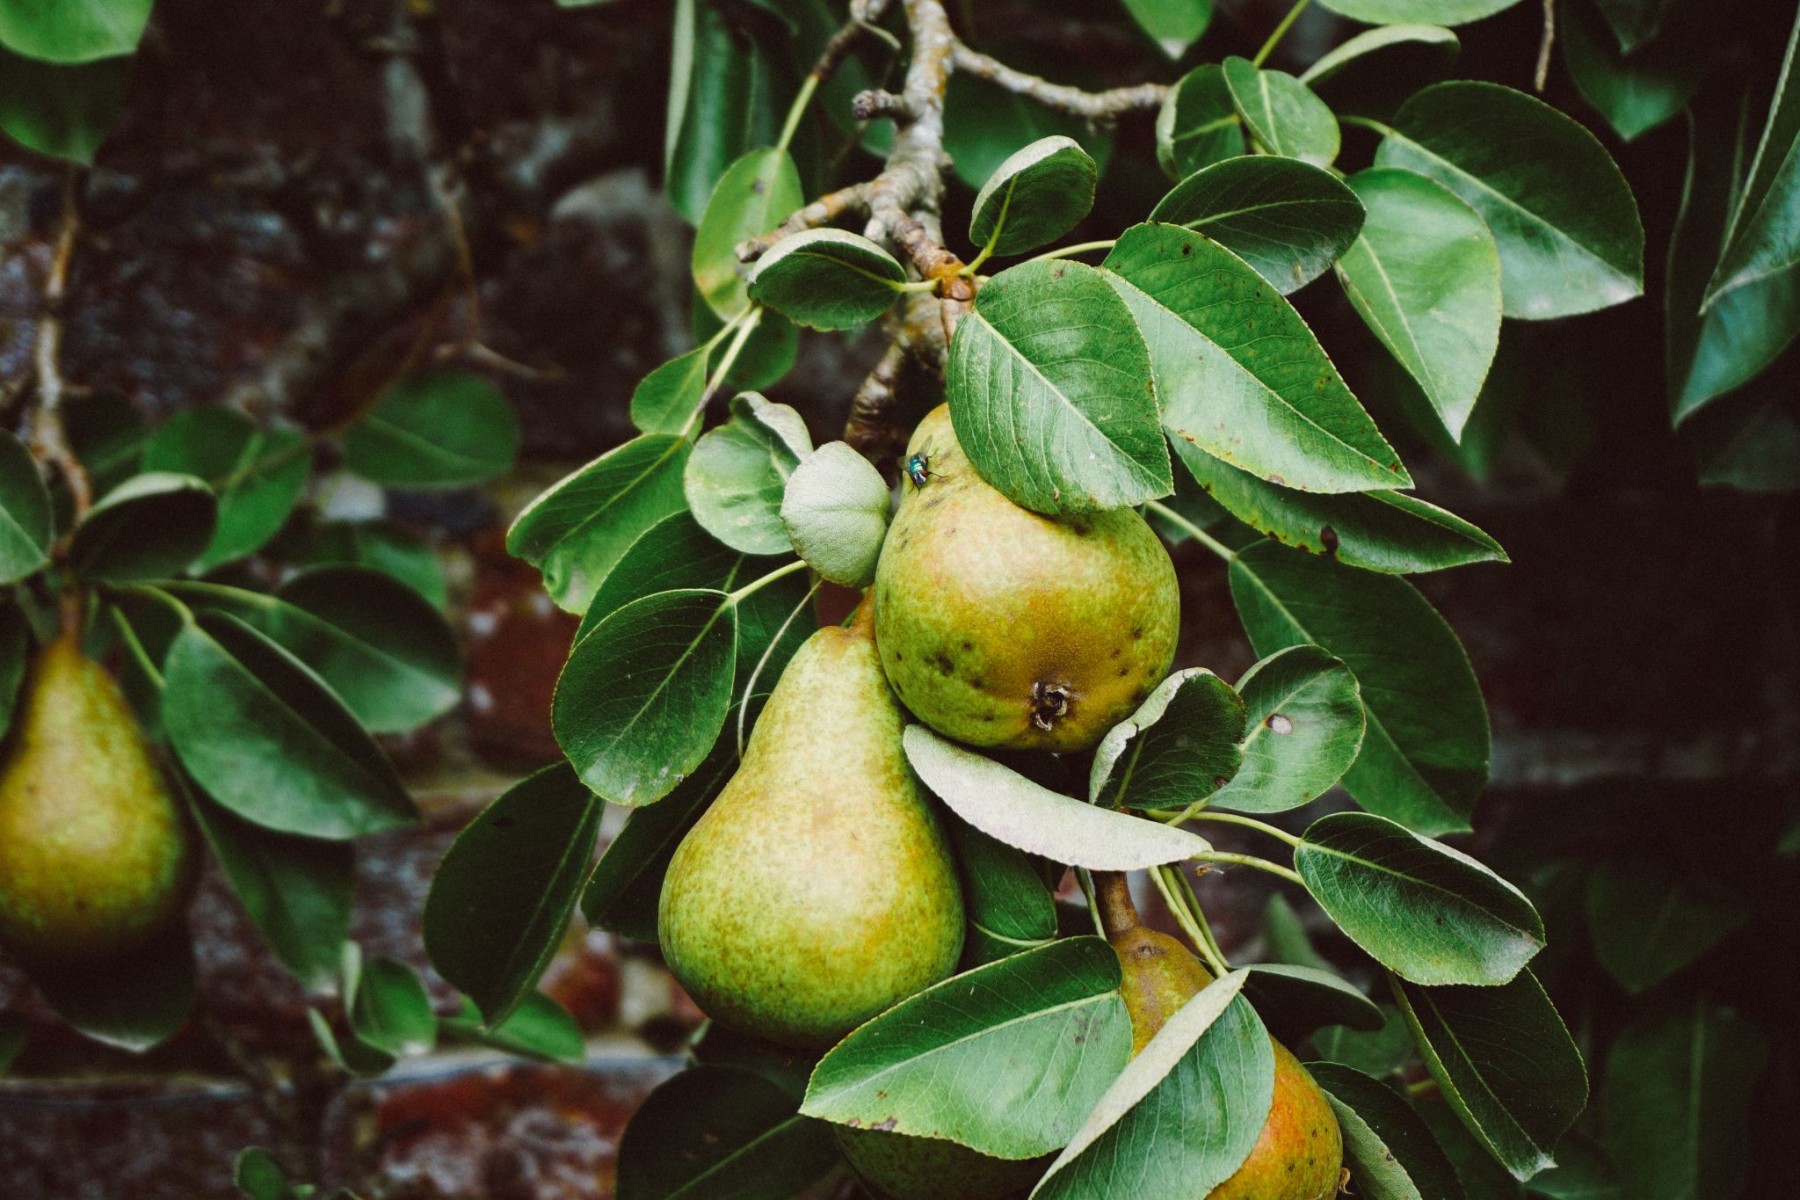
[1112,923,1344,1200]
[0,631,197,966]
[874,405,1179,753]
[658,607,965,1048]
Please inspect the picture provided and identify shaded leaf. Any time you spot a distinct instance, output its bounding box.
[780,441,891,588]
[1584,859,1751,993]
[0,46,129,164]
[685,393,812,556]
[629,347,708,436]
[1312,1062,1468,1200]
[693,148,805,320]
[0,428,53,583]
[68,472,217,583]
[1704,6,1800,308]
[29,923,195,1052]
[0,0,152,63]
[621,1066,840,1200]
[1242,964,1385,1040]
[1089,668,1246,811]
[1562,0,1709,143]
[347,951,436,1058]
[1317,0,1522,25]
[142,408,310,570]
[1150,156,1366,294]
[1222,57,1339,166]
[969,136,1098,257]
[949,818,1058,966]
[440,991,586,1064]
[1157,64,1244,180]
[341,370,518,490]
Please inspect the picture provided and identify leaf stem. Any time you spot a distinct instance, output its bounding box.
[1152,865,1231,976]
[1252,0,1313,68]
[111,583,196,625]
[735,576,821,755]
[1339,114,1398,138]
[690,307,766,434]
[776,73,821,156]
[109,605,166,691]
[961,242,995,276]
[1194,849,1305,887]
[1190,810,1303,848]
[1026,238,1117,264]
[1145,499,1235,561]
[726,557,810,605]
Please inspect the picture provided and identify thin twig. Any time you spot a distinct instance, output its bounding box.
[1535,0,1556,93]
[949,45,1169,119]
[26,170,93,521]
[737,181,873,261]
[844,340,911,463]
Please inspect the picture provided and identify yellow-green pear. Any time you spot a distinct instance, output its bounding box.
[836,1126,1048,1200]
[874,405,1179,753]
[658,606,965,1048]
[0,631,197,965]
[1111,925,1343,1200]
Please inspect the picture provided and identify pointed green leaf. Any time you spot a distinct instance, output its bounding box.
[1311,1062,1468,1200]
[948,819,1057,966]
[1211,645,1365,814]
[630,347,709,436]
[577,511,747,641]
[780,441,891,588]
[802,937,1132,1158]
[685,393,812,556]
[28,924,195,1052]
[1300,24,1459,88]
[1089,668,1247,811]
[341,370,518,489]
[1121,0,1211,59]
[1562,0,1708,143]
[0,0,152,63]
[1157,64,1245,180]
[1150,156,1366,294]
[440,991,586,1064]
[1584,859,1751,994]
[0,428,52,583]
[749,229,905,330]
[142,408,310,569]
[1241,964,1385,1039]
[348,954,436,1057]
[970,136,1099,257]
[947,258,1170,514]
[1222,57,1339,167]
[1705,7,1800,307]
[1104,222,1410,493]
[693,148,805,320]
[1376,82,1643,319]
[1229,541,1490,834]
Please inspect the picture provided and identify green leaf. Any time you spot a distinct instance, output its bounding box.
[141,409,309,571]
[1311,1062,1468,1200]
[692,291,800,391]
[1376,82,1644,319]
[554,589,738,806]
[780,441,891,588]
[507,433,691,613]
[578,512,744,642]
[1228,540,1490,834]
[969,136,1098,257]
[1222,57,1339,167]
[440,991,586,1064]
[630,347,709,436]
[0,601,29,743]
[749,229,905,330]
[1300,24,1460,95]
[620,1066,841,1200]
[263,567,462,733]
[1601,1001,1767,1200]
[307,1006,393,1077]
[279,517,448,609]
[1150,156,1366,294]
[905,724,1212,870]
[0,0,151,63]
[0,428,52,583]
[68,472,218,583]
[1089,668,1246,811]
[63,390,146,496]
[949,819,1058,966]
[1261,890,1336,973]
[663,0,792,224]
[186,783,353,992]
[163,613,417,839]
[1311,1003,1420,1079]
[582,723,742,940]
[1121,0,1211,58]
[949,258,1168,514]
[1173,442,1504,573]
[1593,0,1677,52]
[1687,384,1800,491]
[1241,964,1385,1039]
[29,923,195,1052]
[1704,6,1800,308]
[1667,97,1800,425]
[1210,645,1365,814]
[1562,0,1707,142]
[0,46,130,163]
[1104,222,1411,493]
[423,765,599,1025]
[693,149,805,321]
[1316,0,1522,25]
[1393,970,1588,1180]
[1035,973,1273,1200]
[234,1148,299,1200]
[1157,64,1245,180]
[346,950,436,1058]
[1297,812,1544,986]
[685,393,812,556]
[945,67,1115,192]
[1584,859,1751,994]
[1416,1095,1528,1200]
[1336,168,1501,437]
[1525,1136,1622,1200]
[802,937,1132,1159]
[341,370,519,490]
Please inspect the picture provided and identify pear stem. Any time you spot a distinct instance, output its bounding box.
[1093,871,1142,939]
[57,587,86,642]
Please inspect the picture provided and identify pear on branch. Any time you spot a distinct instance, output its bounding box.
[0,628,197,966]
[658,603,965,1048]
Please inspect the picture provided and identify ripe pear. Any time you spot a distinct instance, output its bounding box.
[873,405,1179,753]
[1112,926,1343,1200]
[836,1126,1047,1200]
[658,608,965,1048]
[0,631,197,965]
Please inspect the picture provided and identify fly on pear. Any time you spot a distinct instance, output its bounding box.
[906,453,944,488]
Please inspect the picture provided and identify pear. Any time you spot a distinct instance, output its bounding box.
[0,631,197,965]
[836,1126,1047,1200]
[658,607,965,1048]
[873,405,1179,753]
[1111,925,1343,1200]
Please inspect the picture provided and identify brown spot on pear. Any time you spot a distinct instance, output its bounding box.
[0,631,197,966]
[874,406,1179,752]
[658,605,965,1048]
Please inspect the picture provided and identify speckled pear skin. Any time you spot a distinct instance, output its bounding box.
[836,1126,1048,1200]
[0,632,197,965]
[873,405,1179,753]
[1112,929,1344,1200]
[658,614,965,1048]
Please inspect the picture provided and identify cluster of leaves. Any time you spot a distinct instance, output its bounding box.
[0,369,541,1061]
[404,1,1727,1197]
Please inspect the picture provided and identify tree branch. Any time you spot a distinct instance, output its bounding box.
[949,45,1169,119]
[25,170,93,522]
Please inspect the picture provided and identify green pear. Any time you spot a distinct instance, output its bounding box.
[658,607,965,1048]
[836,1125,1048,1200]
[1112,926,1343,1200]
[874,405,1179,753]
[0,631,197,965]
